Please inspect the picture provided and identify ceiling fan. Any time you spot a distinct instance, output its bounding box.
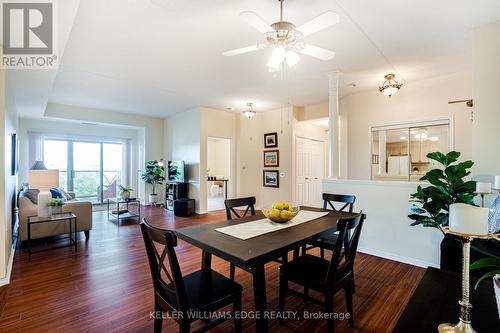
[222,0,339,71]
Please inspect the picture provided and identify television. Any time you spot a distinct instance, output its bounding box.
[168,160,185,182]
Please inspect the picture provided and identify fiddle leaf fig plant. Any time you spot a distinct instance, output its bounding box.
[408,151,476,232]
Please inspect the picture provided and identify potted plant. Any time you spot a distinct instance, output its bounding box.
[408,151,476,232]
[141,160,165,204]
[471,256,500,318]
[119,185,134,200]
[47,198,64,216]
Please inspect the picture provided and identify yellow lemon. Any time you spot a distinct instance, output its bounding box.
[273,202,284,210]
[280,210,292,221]
[269,208,281,220]
[282,202,290,210]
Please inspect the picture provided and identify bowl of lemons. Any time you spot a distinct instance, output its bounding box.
[262,202,300,223]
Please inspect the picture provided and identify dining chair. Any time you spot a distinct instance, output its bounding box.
[224,196,256,220]
[278,213,366,333]
[140,218,242,333]
[302,193,356,259]
[224,197,256,280]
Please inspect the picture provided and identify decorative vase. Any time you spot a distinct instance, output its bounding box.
[149,193,158,204]
[495,274,500,320]
[48,206,62,216]
[120,191,130,200]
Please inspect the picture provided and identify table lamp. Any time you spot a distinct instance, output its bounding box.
[438,203,492,333]
[29,162,59,218]
[476,182,492,207]
[493,176,500,192]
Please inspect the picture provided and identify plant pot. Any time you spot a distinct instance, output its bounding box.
[494,274,500,319]
[120,191,130,200]
[48,206,62,216]
[149,194,158,204]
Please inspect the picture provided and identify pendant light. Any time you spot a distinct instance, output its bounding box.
[379,74,403,97]
[243,102,256,119]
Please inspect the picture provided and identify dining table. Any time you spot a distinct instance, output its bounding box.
[175,206,359,332]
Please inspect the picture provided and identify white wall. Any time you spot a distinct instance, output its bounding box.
[164,108,202,211]
[323,179,443,268]
[236,106,327,208]
[43,103,164,203]
[472,21,500,176]
[341,71,473,180]
[1,67,19,285]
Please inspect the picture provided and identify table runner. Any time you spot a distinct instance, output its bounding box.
[214,210,330,240]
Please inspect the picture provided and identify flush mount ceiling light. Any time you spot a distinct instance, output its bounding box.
[379,74,403,97]
[243,102,256,119]
[223,0,338,72]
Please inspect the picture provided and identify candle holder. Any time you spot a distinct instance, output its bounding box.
[438,227,500,333]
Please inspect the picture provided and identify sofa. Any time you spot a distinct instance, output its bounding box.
[18,184,93,241]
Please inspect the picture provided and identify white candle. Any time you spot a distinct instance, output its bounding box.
[476,182,492,194]
[494,176,500,190]
[449,203,489,235]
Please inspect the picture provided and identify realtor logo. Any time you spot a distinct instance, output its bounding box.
[1,0,58,69]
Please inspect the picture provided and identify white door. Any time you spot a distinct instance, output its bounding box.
[296,137,325,207]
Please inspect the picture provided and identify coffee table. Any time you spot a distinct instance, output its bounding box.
[107,197,141,224]
[27,212,77,262]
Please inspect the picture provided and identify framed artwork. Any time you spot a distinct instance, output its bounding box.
[263,170,279,188]
[264,132,278,148]
[263,150,279,167]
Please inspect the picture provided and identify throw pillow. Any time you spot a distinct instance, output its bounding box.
[58,187,73,201]
[24,189,40,204]
[50,188,67,202]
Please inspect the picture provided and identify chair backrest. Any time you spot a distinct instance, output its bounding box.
[326,212,366,287]
[140,218,188,311]
[322,193,356,213]
[224,196,256,220]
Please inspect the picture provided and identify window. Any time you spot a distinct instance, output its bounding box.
[371,121,450,181]
[43,139,124,203]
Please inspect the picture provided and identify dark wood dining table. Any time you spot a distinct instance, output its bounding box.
[175,206,359,332]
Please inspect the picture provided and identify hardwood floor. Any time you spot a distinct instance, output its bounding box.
[0,206,424,332]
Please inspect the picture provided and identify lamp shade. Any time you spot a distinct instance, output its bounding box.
[29,169,59,190]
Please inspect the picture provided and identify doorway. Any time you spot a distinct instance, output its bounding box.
[296,137,326,207]
[206,137,231,211]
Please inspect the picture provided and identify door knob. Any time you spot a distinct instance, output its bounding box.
[305,177,309,180]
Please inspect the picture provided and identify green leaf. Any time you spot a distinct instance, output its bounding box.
[470,257,500,270]
[474,270,500,290]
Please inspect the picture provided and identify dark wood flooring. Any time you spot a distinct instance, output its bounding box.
[0,206,424,332]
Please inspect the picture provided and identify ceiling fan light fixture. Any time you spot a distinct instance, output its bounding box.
[379,74,403,97]
[243,102,256,119]
[267,45,286,69]
[285,50,300,67]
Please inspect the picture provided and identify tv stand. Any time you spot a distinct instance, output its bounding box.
[165,182,188,211]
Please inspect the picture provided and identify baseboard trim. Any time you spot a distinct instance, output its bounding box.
[0,242,16,287]
[358,246,439,269]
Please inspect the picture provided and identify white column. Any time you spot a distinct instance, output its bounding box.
[328,72,340,178]
[378,131,387,174]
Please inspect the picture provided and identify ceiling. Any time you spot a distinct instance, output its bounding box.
[15,0,500,118]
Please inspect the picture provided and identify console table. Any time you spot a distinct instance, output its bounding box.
[27,212,77,262]
[393,267,499,332]
[107,197,141,224]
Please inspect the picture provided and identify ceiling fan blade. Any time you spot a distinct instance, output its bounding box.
[296,11,339,37]
[239,11,274,34]
[222,44,265,57]
[300,44,336,61]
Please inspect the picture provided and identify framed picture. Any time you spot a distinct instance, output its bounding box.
[264,132,278,148]
[263,150,279,167]
[263,170,279,188]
